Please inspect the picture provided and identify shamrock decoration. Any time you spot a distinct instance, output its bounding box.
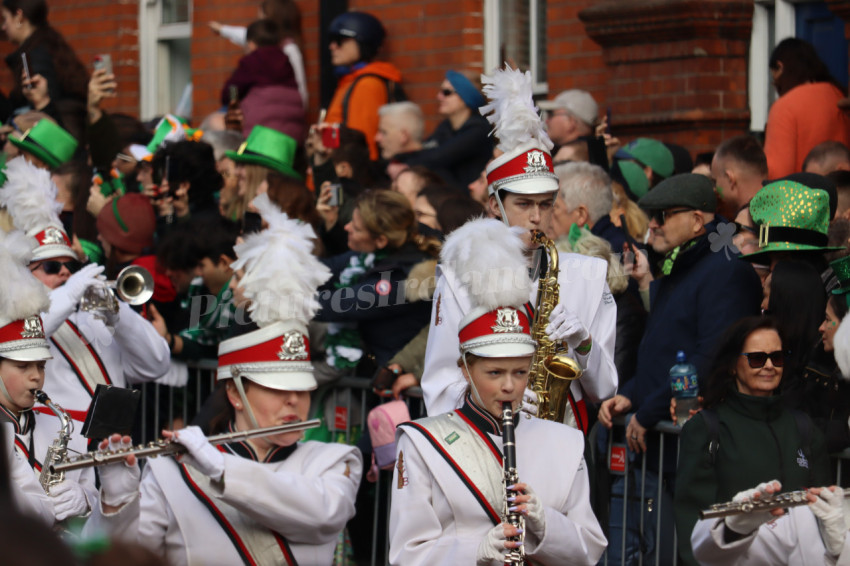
[708,221,740,260]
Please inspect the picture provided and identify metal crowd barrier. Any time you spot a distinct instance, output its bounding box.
[136,365,850,566]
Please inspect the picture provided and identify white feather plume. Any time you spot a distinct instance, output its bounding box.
[231,193,331,326]
[0,156,63,233]
[0,229,50,322]
[479,64,553,154]
[440,217,532,310]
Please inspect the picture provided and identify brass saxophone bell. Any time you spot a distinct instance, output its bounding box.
[544,353,583,381]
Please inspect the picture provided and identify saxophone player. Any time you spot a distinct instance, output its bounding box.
[390,217,606,565]
[421,64,617,431]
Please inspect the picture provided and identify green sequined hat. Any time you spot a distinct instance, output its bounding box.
[741,179,843,261]
[831,255,850,296]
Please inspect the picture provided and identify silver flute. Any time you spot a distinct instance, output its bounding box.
[50,418,321,474]
[700,487,850,519]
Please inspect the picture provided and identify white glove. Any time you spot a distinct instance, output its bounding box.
[174,426,224,481]
[545,303,590,350]
[50,480,91,521]
[521,387,538,417]
[724,480,781,535]
[98,436,140,507]
[61,263,105,303]
[476,523,511,566]
[809,487,846,558]
[512,483,546,539]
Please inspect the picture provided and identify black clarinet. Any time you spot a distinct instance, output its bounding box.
[501,402,526,565]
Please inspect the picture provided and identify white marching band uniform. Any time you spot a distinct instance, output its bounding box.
[390,397,607,565]
[41,288,171,415]
[422,256,618,427]
[2,421,54,524]
[691,512,850,566]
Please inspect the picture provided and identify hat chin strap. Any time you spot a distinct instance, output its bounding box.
[461,352,489,409]
[232,372,260,430]
[492,190,511,227]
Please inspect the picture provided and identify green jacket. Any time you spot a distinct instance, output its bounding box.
[674,389,831,566]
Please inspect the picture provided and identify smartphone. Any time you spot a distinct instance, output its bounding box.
[326,183,343,207]
[21,53,30,91]
[93,54,113,75]
[605,106,612,135]
[322,124,341,149]
[229,85,239,105]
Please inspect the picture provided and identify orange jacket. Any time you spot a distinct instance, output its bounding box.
[325,61,403,160]
[764,82,850,178]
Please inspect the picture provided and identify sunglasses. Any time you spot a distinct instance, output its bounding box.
[33,259,82,275]
[439,88,456,97]
[650,207,693,226]
[740,350,785,369]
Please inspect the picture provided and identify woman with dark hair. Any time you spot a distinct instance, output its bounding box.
[673,316,831,565]
[765,38,850,177]
[0,0,89,138]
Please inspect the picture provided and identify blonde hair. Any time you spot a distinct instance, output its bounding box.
[555,227,629,294]
[356,190,441,257]
[232,164,269,221]
[611,181,649,241]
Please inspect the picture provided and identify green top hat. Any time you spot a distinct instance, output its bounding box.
[225,126,300,179]
[9,119,77,169]
[742,180,844,261]
[831,255,850,296]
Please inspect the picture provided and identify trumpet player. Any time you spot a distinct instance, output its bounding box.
[390,221,606,565]
[95,194,362,565]
[692,480,850,565]
[421,64,617,432]
[0,157,171,415]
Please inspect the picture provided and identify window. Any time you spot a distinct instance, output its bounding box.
[749,0,847,133]
[484,0,547,94]
[139,0,193,120]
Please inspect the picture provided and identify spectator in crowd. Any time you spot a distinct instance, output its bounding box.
[764,38,850,178]
[413,184,455,233]
[598,173,762,564]
[674,316,831,565]
[829,169,850,220]
[711,135,769,212]
[0,0,89,138]
[221,19,304,141]
[436,194,485,235]
[732,205,769,284]
[200,129,243,220]
[8,117,76,171]
[209,0,307,109]
[375,101,424,161]
[539,89,599,162]
[617,137,674,189]
[322,11,401,160]
[392,165,444,209]
[691,151,714,177]
[803,140,850,176]
[401,70,493,189]
[610,176,650,242]
[550,162,621,252]
[467,166,490,208]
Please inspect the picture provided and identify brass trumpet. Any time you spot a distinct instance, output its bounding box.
[700,487,850,519]
[80,265,154,319]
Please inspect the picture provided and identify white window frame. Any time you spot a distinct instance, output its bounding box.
[483,0,548,95]
[139,0,192,121]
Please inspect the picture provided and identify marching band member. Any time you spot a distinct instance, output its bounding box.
[0,156,171,416]
[390,217,606,565]
[691,480,850,566]
[420,65,617,432]
[99,194,363,566]
[0,229,95,525]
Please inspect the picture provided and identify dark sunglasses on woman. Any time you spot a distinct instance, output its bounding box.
[740,350,785,368]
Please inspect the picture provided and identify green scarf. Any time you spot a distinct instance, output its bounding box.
[661,238,698,276]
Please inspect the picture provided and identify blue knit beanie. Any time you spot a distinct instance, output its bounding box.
[446,70,486,111]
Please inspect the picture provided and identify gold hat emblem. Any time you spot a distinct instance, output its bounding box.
[21,316,44,339]
[492,308,522,333]
[278,330,308,361]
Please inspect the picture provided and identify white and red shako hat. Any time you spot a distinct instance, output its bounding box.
[459,305,535,358]
[486,140,558,196]
[217,321,316,391]
[0,315,51,361]
[29,224,74,262]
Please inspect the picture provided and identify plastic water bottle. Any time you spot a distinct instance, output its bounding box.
[670,351,699,425]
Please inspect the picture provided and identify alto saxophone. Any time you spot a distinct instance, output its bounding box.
[501,402,525,565]
[35,390,73,493]
[528,230,582,422]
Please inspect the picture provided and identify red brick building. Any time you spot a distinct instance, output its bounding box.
[29,0,850,156]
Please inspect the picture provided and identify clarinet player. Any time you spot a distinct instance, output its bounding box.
[389,218,606,565]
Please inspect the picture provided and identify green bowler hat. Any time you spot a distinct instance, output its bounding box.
[742,179,843,261]
[9,119,78,169]
[225,125,300,179]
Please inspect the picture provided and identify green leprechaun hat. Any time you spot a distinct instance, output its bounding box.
[225,125,300,179]
[831,255,850,298]
[9,119,77,169]
[742,174,844,261]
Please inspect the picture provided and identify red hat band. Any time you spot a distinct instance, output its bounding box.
[218,330,311,369]
[459,307,531,345]
[486,148,554,188]
[0,316,46,344]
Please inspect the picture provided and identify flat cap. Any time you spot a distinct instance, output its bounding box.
[638,173,717,212]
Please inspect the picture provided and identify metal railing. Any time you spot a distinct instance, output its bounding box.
[135,365,850,566]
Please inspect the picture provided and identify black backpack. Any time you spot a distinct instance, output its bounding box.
[341,73,407,124]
